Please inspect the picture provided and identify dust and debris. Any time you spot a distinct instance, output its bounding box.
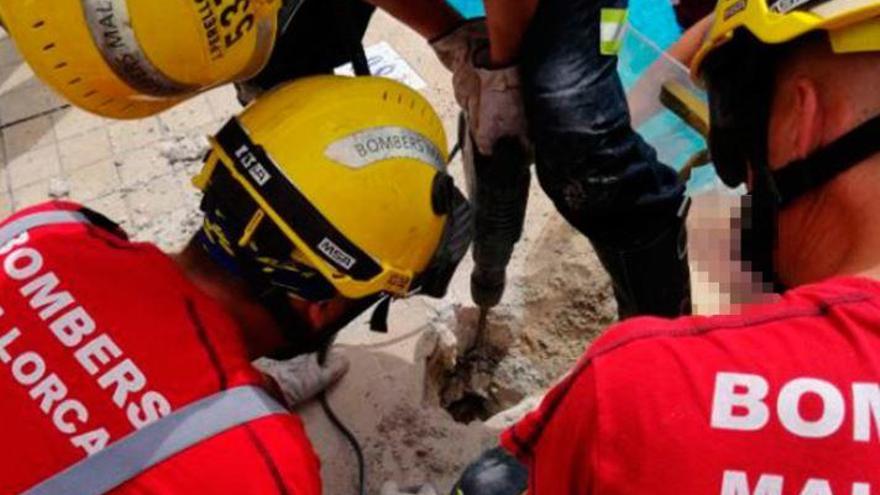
[364,401,497,491]
[159,134,210,167]
[48,177,70,199]
[431,215,617,423]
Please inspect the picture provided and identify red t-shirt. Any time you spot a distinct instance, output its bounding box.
[503,276,880,494]
[0,202,321,494]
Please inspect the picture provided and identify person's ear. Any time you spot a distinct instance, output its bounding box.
[790,77,823,161]
[768,75,823,170]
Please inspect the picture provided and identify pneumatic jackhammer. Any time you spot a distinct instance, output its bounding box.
[460,115,532,334]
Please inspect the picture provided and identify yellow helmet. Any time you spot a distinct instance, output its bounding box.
[193,75,472,305]
[0,0,281,119]
[692,0,880,80]
[690,0,880,187]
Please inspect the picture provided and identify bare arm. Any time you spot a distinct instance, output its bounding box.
[484,0,540,66]
[363,0,464,39]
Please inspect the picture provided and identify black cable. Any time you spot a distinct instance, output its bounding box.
[317,341,367,495]
[319,391,367,495]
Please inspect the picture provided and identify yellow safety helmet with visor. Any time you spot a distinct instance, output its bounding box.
[193,75,472,335]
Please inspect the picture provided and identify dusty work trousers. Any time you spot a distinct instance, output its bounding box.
[521,0,691,318]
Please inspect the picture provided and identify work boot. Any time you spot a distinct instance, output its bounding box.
[590,212,692,319]
[463,118,532,311]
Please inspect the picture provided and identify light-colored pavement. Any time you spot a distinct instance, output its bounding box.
[0,26,243,250]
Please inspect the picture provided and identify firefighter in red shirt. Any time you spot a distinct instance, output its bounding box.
[0,75,471,495]
[451,1,880,494]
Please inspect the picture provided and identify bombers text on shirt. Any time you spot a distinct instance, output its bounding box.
[503,277,880,495]
[0,228,170,455]
[0,202,322,495]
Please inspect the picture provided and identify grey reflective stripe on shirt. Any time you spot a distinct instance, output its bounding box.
[25,386,288,495]
[0,210,90,247]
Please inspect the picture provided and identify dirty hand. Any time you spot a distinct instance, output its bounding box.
[431,21,529,156]
[274,352,350,407]
[380,481,439,495]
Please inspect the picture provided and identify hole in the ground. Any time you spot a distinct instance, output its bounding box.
[431,264,616,425]
[434,308,527,423]
[445,392,492,423]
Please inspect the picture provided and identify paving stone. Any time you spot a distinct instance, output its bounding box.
[108,117,165,154]
[0,37,23,69]
[2,114,55,158]
[115,146,170,187]
[7,144,61,189]
[125,174,192,241]
[159,96,215,133]
[0,193,11,218]
[204,85,242,121]
[67,159,120,202]
[83,192,131,229]
[0,81,63,124]
[173,167,203,206]
[125,174,187,215]
[51,107,111,141]
[48,177,70,199]
[59,127,113,172]
[0,146,13,215]
[12,179,52,209]
[0,63,36,95]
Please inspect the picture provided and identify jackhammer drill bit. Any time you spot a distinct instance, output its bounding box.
[460,115,532,335]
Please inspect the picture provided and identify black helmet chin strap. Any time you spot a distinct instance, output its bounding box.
[740,112,880,292]
[772,114,880,208]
